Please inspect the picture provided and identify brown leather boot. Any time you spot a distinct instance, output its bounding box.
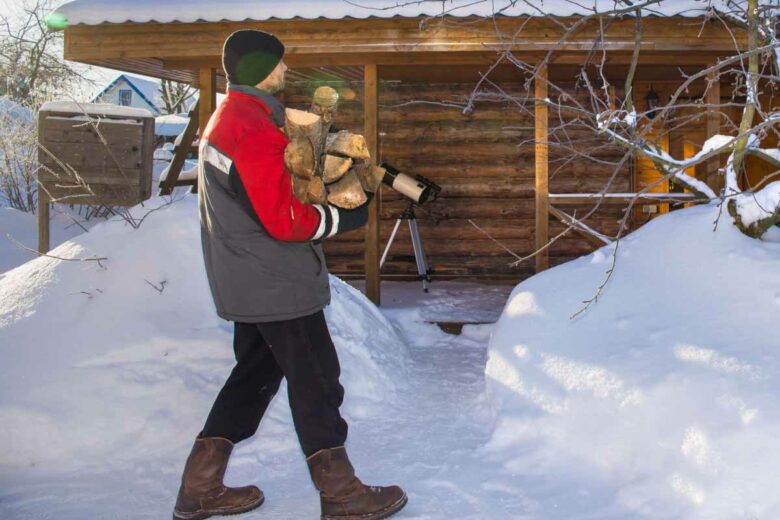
[307,447,407,520]
[173,437,264,520]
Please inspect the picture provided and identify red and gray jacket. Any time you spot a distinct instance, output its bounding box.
[197,86,368,322]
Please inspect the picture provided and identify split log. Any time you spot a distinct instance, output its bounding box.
[291,176,309,203]
[326,131,370,162]
[307,176,328,205]
[353,163,385,192]
[323,154,353,184]
[327,170,368,209]
[285,108,323,143]
[309,87,340,176]
[284,137,316,179]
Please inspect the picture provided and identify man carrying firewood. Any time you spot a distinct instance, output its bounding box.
[172,30,407,520]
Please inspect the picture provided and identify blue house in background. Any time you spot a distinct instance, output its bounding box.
[92,74,163,115]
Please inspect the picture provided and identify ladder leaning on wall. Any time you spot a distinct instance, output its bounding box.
[158,100,200,196]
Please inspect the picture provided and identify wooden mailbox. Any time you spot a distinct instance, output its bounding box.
[37,101,154,207]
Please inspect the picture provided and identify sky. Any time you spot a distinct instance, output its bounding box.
[2,0,156,101]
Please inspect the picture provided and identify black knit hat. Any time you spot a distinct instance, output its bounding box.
[222,30,285,86]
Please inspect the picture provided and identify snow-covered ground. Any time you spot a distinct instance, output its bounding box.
[0,207,91,274]
[487,204,780,519]
[1,195,778,519]
[0,153,182,275]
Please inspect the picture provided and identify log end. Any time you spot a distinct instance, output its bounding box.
[327,170,368,209]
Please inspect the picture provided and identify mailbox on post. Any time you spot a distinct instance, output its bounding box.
[36,102,155,253]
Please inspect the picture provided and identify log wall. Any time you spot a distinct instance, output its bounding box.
[286,79,630,282]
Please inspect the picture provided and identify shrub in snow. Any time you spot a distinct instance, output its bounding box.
[486,205,780,519]
[0,97,37,212]
[0,195,409,469]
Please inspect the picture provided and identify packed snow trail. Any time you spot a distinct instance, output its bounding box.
[0,312,511,519]
[0,311,639,519]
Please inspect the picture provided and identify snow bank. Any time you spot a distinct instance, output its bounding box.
[486,204,780,519]
[0,195,408,469]
[0,207,87,273]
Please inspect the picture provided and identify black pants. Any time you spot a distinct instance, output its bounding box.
[200,310,348,457]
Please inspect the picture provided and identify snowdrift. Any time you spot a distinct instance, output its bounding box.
[0,195,409,469]
[0,207,87,273]
[486,205,780,519]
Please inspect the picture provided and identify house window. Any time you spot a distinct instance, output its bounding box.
[118,89,132,106]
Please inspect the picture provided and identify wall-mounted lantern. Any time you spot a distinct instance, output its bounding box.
[645,84,660,119]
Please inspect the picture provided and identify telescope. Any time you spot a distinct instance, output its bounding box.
[380,163,441,205]
[378,163,442,292]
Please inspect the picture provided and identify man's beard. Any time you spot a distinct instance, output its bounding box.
[265,76,285,94]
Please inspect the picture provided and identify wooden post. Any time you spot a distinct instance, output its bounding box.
[364,63,381,305]
[36,109,50,255]
[534,64,550,272]
[199,67,217,136]
[37,186,50,255]
[705,67,721,193]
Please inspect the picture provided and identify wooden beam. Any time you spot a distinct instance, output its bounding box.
[364,63,381,305]
[163,52,730,71]
[549,193,702,205]
[548,205,612,247]
[199,67,217,136]
[705,67,722,193]
[63,17,749,64]
[534,64,550,273]
[159,100,200,196]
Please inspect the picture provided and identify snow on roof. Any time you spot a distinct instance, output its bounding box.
[40,101,153,119]
[53,0,737,26]
[119,74,162,109]
[92,74,163,114]
[155,113,189,137]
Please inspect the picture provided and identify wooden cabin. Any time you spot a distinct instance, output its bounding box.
[53,0,761,304]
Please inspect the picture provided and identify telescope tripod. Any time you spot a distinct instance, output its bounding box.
[380,202,432,292]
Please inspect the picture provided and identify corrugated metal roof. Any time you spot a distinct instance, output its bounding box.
[52,0,742,26]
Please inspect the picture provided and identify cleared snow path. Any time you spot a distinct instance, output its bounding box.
[0,312,516,519]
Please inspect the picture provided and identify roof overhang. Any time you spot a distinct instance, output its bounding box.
[61,15,748,85]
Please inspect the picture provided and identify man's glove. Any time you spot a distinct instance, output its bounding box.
[338,191,374,230]
[314,191,374,242]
